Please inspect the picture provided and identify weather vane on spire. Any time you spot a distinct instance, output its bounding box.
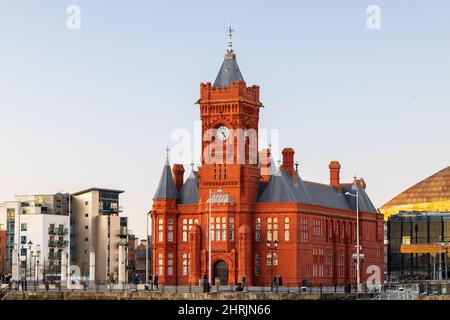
[227,26,234,52]
[165,145,170,163]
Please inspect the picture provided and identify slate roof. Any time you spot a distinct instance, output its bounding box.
[303,181,350,210]
[179,171,199,204]
[213,51,245,89]
[257,170,299,203]
[294,171,312,203]
[255,169,378,213]
[153,161,178,200]
[342,184,378,213]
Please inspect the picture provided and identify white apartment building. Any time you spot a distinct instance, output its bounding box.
[71,188,128,282]
[0,188,129,283]
[0,193,70,281]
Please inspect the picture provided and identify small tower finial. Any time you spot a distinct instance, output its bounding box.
[227,26,234,53]
[165,146,170,163]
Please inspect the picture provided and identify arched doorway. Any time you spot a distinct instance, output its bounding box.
[213,260,228,285]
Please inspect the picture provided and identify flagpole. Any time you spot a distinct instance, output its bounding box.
[208,189,212,285]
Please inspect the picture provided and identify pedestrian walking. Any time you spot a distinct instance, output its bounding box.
[241,274,247,291]
[154,274,159,289]
[278,275,283,288]
[272,276,277,289]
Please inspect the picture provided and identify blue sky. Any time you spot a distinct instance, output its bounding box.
[0,1,449,239]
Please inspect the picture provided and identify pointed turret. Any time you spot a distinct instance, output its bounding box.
[179,170,199,204]
[153,153,178,200]
[213,27,245,88]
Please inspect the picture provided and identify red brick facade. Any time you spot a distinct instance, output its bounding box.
[150,53,384,287]
[0,230,6,275]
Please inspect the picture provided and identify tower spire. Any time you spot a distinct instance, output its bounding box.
[165,145,170,164]
[227,26,234,53]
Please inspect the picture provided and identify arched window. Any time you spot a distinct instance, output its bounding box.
[167,218,174,242]
[267,218,273,241]
[284,217,290,241]
[182,219,188,242]
[158,218,164,242]
[221,217,227,240]
[255,218,261,241]
[215,217,221,241]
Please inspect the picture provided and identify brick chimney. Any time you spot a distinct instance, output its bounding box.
[281,148,295,180]
[259,148,271,183]
[172,164,185,191]
[329,161,341,190]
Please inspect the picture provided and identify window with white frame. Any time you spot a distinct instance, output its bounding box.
[167,218,174,242]
[338,250,345,277]
[182,219,188,242]
[255,218,261,241]
[182,218,198,242]
[182,253,190,276]
[215,217,221,241]
[221,217,226,241]
[313,219,323,237]
[284,217,290,241]
[167,253,173,276]
[158,219,164,242]
[158,253,163,275]
[267,218,272,241]
[273,217,278,241]
[300,217,308,242]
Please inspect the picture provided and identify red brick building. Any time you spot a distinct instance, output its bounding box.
[0,230,6,275]
[150,36,384,287]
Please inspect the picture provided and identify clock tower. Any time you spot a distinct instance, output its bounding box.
[197,29,263,206]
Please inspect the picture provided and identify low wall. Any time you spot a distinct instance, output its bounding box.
[2,291,327,300]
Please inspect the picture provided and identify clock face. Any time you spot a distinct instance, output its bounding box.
[217,126,230,141]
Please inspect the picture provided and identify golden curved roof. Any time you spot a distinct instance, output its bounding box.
[380,166,450,219]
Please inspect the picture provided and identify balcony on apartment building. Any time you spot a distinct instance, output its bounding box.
[48,252,62,260]
[48,239,69,247]
[48,226,68,235]
[99,204,123,216]
[118,228,131,239]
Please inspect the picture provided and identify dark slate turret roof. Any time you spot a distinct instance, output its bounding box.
[179,171,199,204]
[213,51,244,89]
[257,170,299,203]
[153,161,178,200]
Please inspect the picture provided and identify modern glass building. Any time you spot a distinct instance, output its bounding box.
[387,211,450,281]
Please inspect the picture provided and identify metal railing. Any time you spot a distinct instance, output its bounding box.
[48,240,69,247]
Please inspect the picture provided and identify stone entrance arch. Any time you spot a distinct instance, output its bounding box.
[213,260,228,285]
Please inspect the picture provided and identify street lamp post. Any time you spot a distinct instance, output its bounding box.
[146,211,150,288]
[436,240,449,281]
[30,245,41,288]
[345,176,362,293]
[266,239,278,292]
[27,240,32,290]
